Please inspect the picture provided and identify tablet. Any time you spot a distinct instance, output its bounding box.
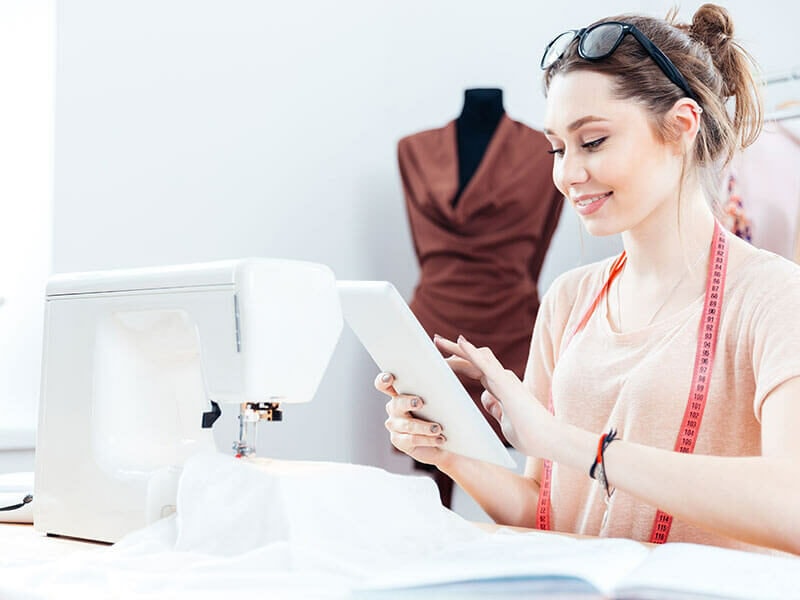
[338,280,516,469]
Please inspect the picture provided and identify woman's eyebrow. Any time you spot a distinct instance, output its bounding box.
[543,115,610,136]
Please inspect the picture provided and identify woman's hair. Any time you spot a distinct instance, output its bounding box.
[543,4,763,171]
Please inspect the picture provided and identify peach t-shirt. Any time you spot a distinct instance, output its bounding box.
[527,238,800,552]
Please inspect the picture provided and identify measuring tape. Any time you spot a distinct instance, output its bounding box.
[536,221,729,543]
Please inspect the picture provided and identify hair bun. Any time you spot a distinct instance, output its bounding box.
[690,4,739,97]
[690,3,734,54]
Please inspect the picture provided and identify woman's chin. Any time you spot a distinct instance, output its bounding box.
[580,217,622,238]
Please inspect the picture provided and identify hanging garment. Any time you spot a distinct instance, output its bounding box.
[796,207,800,263]
[398,114,563,438]
[721,171,753,242]
[723,123,800,258]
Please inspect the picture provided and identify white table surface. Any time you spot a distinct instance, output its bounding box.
[0,522,108,562]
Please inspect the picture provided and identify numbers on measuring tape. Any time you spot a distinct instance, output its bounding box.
[650,225,728,543]
[537,224,729,545]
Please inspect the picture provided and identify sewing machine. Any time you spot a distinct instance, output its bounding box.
[33,258,342,543]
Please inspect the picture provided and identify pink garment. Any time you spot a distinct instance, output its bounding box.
[721,171,752,242]
[724,123,800,259]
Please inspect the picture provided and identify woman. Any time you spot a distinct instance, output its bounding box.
[376,4,800,555]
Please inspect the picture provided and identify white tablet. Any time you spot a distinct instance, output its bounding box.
[338,280,516,469]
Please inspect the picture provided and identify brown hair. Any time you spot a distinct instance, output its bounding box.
[543,4,763,171]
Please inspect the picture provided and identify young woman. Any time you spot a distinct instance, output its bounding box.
[376,4,800,555]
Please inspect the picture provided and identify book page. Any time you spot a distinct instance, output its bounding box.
[357,529,650,597]
[615,542,800,599]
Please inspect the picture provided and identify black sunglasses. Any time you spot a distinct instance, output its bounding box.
[540,21,699,104]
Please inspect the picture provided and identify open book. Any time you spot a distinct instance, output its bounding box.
[354,529,800,599]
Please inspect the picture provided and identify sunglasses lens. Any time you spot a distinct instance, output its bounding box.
[542,31,578,69]
[580,23,624,59]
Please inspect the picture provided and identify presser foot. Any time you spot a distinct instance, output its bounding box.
[233,401,283,458]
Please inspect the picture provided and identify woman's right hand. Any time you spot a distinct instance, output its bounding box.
[374,372,451,467]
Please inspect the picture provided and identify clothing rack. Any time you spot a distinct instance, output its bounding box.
[761,66,800,86]
[765,108,800,122]
[762,65,800,121]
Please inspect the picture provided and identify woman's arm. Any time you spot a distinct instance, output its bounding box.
[451,335,800,555]
[438,454,543,528]
[553,376,800,554]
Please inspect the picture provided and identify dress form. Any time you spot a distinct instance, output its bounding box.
[454,88,505,206]
[397,89,563,507]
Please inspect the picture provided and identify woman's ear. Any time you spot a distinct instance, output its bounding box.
[669,98,703,153]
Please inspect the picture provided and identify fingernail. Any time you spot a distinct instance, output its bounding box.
[381,373,391,383]
[411,397,420,408]
[433,333,441,340]
[457,335,465,342]
[436,435,446,445]
[430,424,440,434]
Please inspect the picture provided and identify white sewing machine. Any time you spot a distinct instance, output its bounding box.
[33,258,342,543]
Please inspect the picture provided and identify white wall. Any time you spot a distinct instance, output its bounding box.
[0,0,52,469]
[39,0,800,474]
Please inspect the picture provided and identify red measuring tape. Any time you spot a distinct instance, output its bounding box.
[535,222,729,544]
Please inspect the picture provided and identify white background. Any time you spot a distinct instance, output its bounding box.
[0,2,52,440]
[1,1,798,490]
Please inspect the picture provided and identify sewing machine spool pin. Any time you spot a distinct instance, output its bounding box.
[233,401,283,458]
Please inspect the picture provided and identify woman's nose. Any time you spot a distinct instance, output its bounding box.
[555,151,590,191]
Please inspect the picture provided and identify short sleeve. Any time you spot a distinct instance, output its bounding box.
[750,268,800,421]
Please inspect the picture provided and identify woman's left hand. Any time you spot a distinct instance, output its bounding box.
[434,334,554,458]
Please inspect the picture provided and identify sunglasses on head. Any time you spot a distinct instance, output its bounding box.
[540,21,699,104]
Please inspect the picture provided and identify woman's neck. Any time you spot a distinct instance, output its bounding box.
[611,185,718,332]
[620,185,717,283]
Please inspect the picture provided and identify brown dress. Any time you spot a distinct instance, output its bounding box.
[398,113,563,443]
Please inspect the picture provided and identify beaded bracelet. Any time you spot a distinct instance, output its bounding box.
[589,428,618,499]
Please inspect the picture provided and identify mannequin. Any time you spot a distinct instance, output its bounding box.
[397,89,563,507]
[454,89,505,206]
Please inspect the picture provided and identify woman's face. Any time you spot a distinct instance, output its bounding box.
[543,70,683,237]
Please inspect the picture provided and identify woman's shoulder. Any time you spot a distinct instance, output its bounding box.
[543,255,619,309]
[728,237,800,297]
[724,239,800,334]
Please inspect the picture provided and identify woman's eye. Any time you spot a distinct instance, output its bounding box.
[582,137,607,150]
[547,148,564,156]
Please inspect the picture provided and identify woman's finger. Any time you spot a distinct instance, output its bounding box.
[436,335,492,380]
[456,335,503,372]
[480,389,495,412]
[385,416,443,437]
[443,355,484,379]
[433,335,469,360]
[387,393,424,416]
[374,372,398,396]
[389,432,447,453]
[481,389,503,422]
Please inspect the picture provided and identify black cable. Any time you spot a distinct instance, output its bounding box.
[0,494,32,511]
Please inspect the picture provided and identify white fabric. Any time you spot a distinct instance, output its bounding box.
[170,453,483,568]
[0,453,797,599]
[0,454,489,599]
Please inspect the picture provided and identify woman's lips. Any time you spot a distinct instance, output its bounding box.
[573,191,612,216]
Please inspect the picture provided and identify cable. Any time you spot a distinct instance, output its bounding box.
[0,494,32,512]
